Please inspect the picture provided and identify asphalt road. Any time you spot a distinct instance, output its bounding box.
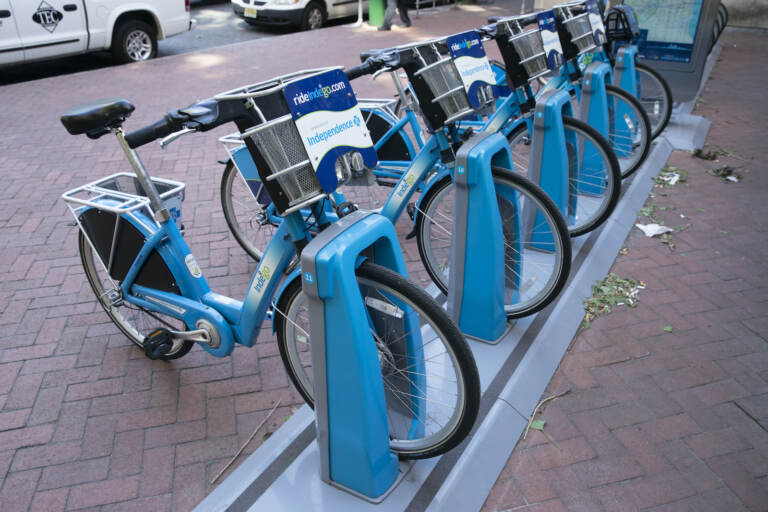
[0,0,327,86]
[0,0,527,86]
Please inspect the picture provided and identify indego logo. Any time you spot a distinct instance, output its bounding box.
[254,265,272,293]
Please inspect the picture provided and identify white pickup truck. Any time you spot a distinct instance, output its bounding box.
[0,0,194,67]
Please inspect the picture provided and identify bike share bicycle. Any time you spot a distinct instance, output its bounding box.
[591,0,674,139]
[215,38,573,327]
[511,0,652,179]
[450,11,622,240]
[271,35,573,414]
[58,66,481,466]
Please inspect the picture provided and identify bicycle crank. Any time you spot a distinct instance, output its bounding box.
[143,322,220,360]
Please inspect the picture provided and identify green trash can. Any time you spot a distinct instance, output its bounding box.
[369,0,386,27]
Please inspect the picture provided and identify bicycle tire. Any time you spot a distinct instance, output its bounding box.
[604,84,652,178]
[79,231,193,359]
[274,261,481,459]
[506,116,621,237]
[220,160,277,262]
[414,170,571,319]
[635,63,673,140]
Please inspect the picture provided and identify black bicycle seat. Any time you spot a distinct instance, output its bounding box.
[61,98,135,136]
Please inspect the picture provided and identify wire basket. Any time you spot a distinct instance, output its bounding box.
[553,2,599,57]
[413,52,473,125]
[605,5,639,43]
[213,68,340,216]
[493,15,555,88]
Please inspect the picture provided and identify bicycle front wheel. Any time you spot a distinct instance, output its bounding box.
[220,161,278,262]
[605,84,652,178]
[506,116,621,237]
[415,170,571,319]
[79,231,192,359]
[274,261,481,459]
[635,63,673,140]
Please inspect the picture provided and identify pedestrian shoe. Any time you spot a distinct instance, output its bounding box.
[404,22,412,27]
[378,25,391,31]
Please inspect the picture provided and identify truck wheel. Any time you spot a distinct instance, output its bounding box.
[301,2,326,30]
[112,20,158,64]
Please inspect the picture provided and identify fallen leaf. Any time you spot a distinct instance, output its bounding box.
[530,419,546,431]
[663,325,674,333]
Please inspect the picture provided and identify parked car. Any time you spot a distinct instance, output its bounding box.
[231,0,368,31]
[0,0,194,67]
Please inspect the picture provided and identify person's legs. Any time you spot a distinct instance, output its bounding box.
[397,0,411,26]
[379,0,396,30]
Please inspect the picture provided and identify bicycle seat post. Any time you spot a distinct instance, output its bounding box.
[114,128,171,223]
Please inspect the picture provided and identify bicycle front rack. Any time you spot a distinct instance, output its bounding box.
[214,68,341,216]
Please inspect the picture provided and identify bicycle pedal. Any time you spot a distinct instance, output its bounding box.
[143,328,174,360]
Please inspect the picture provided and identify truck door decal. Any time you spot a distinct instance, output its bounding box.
[32,1,63,33]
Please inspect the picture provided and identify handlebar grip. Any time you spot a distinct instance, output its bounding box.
[124,115,180,149]
[345,61,375,81]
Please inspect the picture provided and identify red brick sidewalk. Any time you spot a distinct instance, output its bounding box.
[482,29,768,512]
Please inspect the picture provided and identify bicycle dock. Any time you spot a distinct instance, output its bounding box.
[194,115,709,512]
[195,4,724,510]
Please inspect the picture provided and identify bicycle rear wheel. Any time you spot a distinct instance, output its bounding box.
[635,63,673,140]
[506,116,621,237]
[274,261,481,459]
[79,231,192,359]
[415,170,571,319]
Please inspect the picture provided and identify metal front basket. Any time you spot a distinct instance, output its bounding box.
[214,68,338,215]
[605,5,639,43]
[511,30,549,79]
[245,116,320,209]
[494,16,552,87]
[413,53,473,125]
[554,3,598,56]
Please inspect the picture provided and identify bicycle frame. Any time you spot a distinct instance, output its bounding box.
[82,130,338,359]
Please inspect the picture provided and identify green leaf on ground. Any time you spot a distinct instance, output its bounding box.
[663,325,674,333]
[720,230,729,235]
[583,273,645,327]
[530,419,546,431]
[654,166,688,187]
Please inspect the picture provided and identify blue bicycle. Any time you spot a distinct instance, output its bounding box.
[60,67,480,459]
[214,38,573,323]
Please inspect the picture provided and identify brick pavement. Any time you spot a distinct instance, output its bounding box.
[0,3,522,511]
[481,29,768,512]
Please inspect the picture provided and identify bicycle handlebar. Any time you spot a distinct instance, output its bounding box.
[345,61,377,81]
[124,114,184,149]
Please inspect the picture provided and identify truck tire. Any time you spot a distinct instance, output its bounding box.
[112,20,158,64]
